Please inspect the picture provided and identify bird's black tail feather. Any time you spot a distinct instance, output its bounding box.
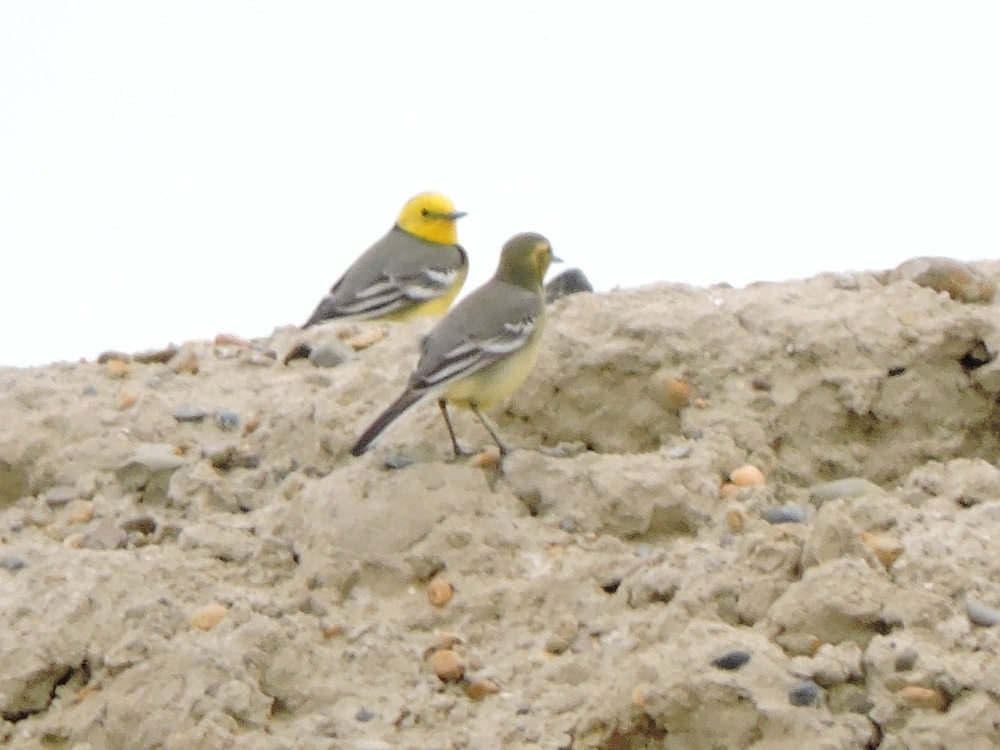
[350,389,424,456]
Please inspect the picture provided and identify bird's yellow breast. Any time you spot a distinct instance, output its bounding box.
[443,321,544,409]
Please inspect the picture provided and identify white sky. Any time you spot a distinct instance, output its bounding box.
[2,2,998,367]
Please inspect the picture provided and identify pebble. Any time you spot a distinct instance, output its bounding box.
[762,504,807,524]
[430,649,465,682]
[828,684,874,714]
[121,515,157,535]
[788,680,821,707]
[471,448,502,470]
[132,344,179,364]
[809,477,882,506]
[173,405,208,423]
[966,596,1000,627]
[205,444,261,470]
[898,685,946,711]
[114,391,137,410]
[66,500,95,525]
[725,507,745,533]
[711,650,751,671]
[81,385,99,396]
[427,576,455,607]
[730,465,765,488]
[242,415,262,435]
[169,350,200,375]
[343,328,388,351]
[104,359,132,379]
[308,341,358,368]
[97,350,131,364]
[544,268,593,303]
[0,554,27,571]
[214,409,242,431]
[776,633,822,657]
[894,647,919,672]
[43,486,78,508]
[861,531,904,569]
[656,375,693,410]
[465,678,501,701]
[190,602,229,630]
[63,533,85,549]
[354,707,375,722]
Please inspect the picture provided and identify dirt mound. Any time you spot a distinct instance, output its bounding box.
[3,260,1000,749]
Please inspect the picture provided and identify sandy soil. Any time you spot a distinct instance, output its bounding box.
[3,260,1000,749]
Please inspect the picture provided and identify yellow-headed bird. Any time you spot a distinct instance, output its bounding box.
[351,232,559,458]
[303,192,468,328]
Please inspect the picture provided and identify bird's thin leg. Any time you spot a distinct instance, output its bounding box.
[470,404,512,457]
[438,400,473,459]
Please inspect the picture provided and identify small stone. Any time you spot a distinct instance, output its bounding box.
[833,273,861,290]
[427,576,454,607]
[354,707,375,722]
[63,533,85,549]
[430,649,465,682]
[762,504,807,524]
[966,596,1000,627]
[810,477,883,506]
[750,377,773,391]
[121,515,157,535]
[169,350,200,375]
[545,615,579,655]
[711,650,751,671]
[730,465,765,488]
[861,531,904,569]
[725,507,745,533]
[43,486,78,508]
[190,602,229,631]
[173,405,208,423]
[776,632,822,657]
[115,444,186,504]
[465,678,500,701]
[308,341,358,368]
[82,385,99,396]
[828,684,874,714]
[114,391,137,410]
[214,333,251,347]
[471,448,501,470]
[97,350,131,364]
[132,344,179,364]
[789,680,821,707]
[214,410,241,431]
[104,359,132,379]
[0,554,27,571]
[342,328,387,351]
[898,685,946,711]
[656,376,694,411]
[545,268,593,303]
[66,500,95,525]
[243,415,262,435]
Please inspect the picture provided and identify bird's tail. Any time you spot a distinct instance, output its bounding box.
[350,389,424,456]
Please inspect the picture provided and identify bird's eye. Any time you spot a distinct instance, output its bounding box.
[421,208,429,217]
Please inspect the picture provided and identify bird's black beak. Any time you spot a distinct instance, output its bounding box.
[426,210,467,221]
[551,253,563,263]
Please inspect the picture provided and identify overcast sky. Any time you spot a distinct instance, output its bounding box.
[2,2,998,367]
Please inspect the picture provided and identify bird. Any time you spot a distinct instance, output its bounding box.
[303,192,468,328]
[350,232,560,458]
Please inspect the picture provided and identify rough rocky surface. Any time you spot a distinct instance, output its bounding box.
[3,260,1000,749]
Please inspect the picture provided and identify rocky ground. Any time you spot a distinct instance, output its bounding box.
[3,258,1000,750]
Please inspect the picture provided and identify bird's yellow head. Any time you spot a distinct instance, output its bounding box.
[495,232,560,290]
[395,192,466,245]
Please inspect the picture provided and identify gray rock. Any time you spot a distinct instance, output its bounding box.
[172,405,208,423]
[762,504,808,524]
[711,650,751,671]
[810,478,883,506]
[43,485,78,508]
[308,341,357,369]
[214,409,241,431]
[545,268,593,303]
[966,596,1000,627]
[0,554,27,571]
[789,680,822,706]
